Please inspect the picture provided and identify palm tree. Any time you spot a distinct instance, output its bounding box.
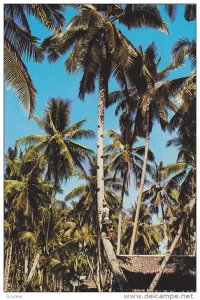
[4,4,66,115]
[143,160,188,251]
[123,43,194,255]
[4,147,53,291]
[41,4,168,229]
[65,154,126,290]
[148,43,196,291]
[107,41,189,254]
[65,155,122,229]
[104,127,154,255]
[122,203,163,254]
[41,6,168,289]
[16,98,95,196]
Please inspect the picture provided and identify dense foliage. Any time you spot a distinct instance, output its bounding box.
[4,4,196,292]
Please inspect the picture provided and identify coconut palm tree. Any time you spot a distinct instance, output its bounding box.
[65,154,126,290]
[122,203,163,254]
[107,41,190,254]
[65,154,123,232]
[4,147,53,291]
[143,160,188,251]
[16,98,95,196]
[148,44,196,291]
[41,4,168,229]
[104,127,154,255]
[41,6,168,289]
[4,4,66,116]
[129,43,196,255]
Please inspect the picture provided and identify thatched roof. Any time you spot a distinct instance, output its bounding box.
[118,255,196,275]
[117,255,196,291]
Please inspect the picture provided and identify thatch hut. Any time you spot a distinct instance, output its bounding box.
[118,255,196,292]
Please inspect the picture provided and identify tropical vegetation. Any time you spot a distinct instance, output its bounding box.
[4,3,196,293]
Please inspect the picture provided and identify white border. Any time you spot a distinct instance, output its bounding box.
[1,1,198,300]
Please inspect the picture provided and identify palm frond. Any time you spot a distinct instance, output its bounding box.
[161,162,187,179]
[172,38,196,69]
[65,185,87,201]
[4,39,36,116]
[164,4,177,21]
[42,26,88,62]
[184,4,196,22]
[120,4,168,33]
[4,17,44,62]
[65,129,95,140]
[27,4,66,30]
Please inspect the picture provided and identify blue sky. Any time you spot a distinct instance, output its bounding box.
[4,5,196,208]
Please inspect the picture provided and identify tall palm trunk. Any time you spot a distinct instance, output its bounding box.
[97,73,105,227]
[97,74,127,291]
[129,110,150,255]
[96,73,106,291]
[117,177,126,255]
[148,196,195,292]
[4,242,13,291]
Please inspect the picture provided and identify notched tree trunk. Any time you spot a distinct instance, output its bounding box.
[102,233,128,291]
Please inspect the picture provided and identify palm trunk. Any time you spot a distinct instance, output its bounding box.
[97,73,105,227]
[96,73,106,291]
[102,233,128,291]
[129,111,150,255]
[148,196,195,292]
[96,238,102,291]
[4,243,13,291]
[23,251,41,291]
[24,243,29,282]
[117,178,126,255]
[161,202,168,252]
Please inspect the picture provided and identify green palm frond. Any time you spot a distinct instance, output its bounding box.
[54,137,74,174]
[4,39,36,116]
[134,147,155,161]
[63,120,86,135]
[106,129,122,142]
[4,180,23,195]
[16,135,47,147]
[65,185,87,201]
[166,169,187,189]
[31,115,46,130]
[65,129,95,140]
[161,162,187,179]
